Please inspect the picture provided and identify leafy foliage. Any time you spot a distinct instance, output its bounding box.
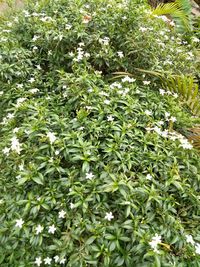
[0,0,200,266]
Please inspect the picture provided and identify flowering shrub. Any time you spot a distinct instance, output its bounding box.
[0,0,200,266]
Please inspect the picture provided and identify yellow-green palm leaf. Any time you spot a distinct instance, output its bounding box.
[163,75,200,116]
[188,127,200,150]
[152,0,192,31]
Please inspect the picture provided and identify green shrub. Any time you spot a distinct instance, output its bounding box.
[0,0,200,266]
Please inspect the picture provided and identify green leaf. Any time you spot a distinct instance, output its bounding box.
[86,236,96,245]
[32,176,44,185]
[17,177,28,185]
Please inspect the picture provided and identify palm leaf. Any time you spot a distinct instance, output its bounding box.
[133,68,164,78]
[163,75,200,116]
[188,127,200,150]
[152,0,192,31]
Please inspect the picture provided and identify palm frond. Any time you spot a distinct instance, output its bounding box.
[111,69,163,81]
[163,75,200,116]
[133,68,164,78]
[110,71,134,80]
[152,0,192,31]
[188,127,200,150]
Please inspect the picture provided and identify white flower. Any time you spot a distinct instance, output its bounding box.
[7,22,13,27]
[166,91,172,95]
[15,218,24,228]
[1,117,8,125]
[107,115,114,122]
[7,113,14,119]
[100,91,108,96]
[192,37,199,43]
[60,258,66,264]
[161,130,168,138]
[36,65,42,70]
[2,29,11,33]
[144,110,152,116]
[85,52,90,58]
[139,27,147,32]
[19,164,24,171]
[105,212,114,221]
[44,257,52,265]
[149,234,162,252]
[28,77,35,83]
[158,41,165,47]
[32,12,39,17]
[187,52,194,57]
[186,234,195,245]
[47,132,56,144]
[99,37,110,46]
[123,88,130,95]
[165,112,170,118]
[13,127,20,133]
[159,30,165,36]
[117,51,124,58]
[23,10,30,17]
[35,257,42,266]
[11,136,22,154]
[58,210,66,219]
[173,93,178,98]
[170,116,176,122]
[69,52,74,57]
[86,106,92,110]
[32,35,40,41]
[16,97,26,107]
[157,120,164,126]
[86,172,94,180]
[65,24,72,30]
[146,174,152,180]
[143,81,151,85]
[145,127,153,132]
[2,147,10,155]
[54,255,59,262]
[29,88,39,94]
[35,224,44,235]
[79,127,84,131]
[154,126,163,135]
[104,99,110,105]
[180,141,193,150]
[177,48,183,53]
[110,82,122,89]
[159,15,169,22]
[0,91,3,96]
[169,135,177,141]
[121,76,136,83]
[70,202,75,209]
[159,89,165,96]
[195,243,200,254]
[169,20,175,27]
[79,42,85,47]
[55,150,60,155]
[48,224,56,234]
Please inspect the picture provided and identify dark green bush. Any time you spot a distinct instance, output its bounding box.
[0,0,200,266]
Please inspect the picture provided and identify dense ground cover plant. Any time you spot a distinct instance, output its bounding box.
[0,0,200,266]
